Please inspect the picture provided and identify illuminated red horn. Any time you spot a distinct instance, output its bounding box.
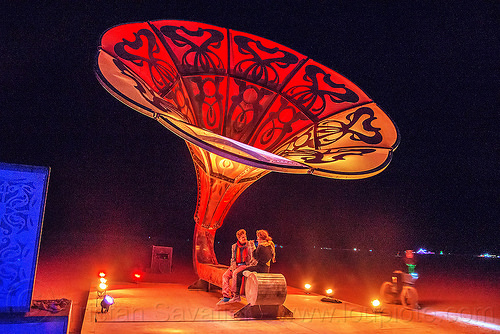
[95,20,399,275]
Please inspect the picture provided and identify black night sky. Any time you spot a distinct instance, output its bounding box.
[2,1,498,255]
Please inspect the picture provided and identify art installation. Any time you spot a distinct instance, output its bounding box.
[0,163,50,312]
[95,20,399,278]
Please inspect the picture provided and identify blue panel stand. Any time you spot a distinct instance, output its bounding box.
[0,162,50,313]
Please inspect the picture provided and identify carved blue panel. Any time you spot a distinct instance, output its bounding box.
[0,163,50,313]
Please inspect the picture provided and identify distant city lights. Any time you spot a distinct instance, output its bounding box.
[416,248,435,255]
[276,246,497,257]
[317,247,376,252]
[412,249,499,258]
[477,253,498,258]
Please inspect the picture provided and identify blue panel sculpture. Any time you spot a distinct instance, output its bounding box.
[0,163,50,313]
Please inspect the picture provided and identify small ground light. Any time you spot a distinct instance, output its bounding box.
[100,295,114,313]
[304,283,312,294]
[97,271,108,298]
[371,299,382,313]
[97,281,108,297]
[321,288,341,303]
[132,270,145,283]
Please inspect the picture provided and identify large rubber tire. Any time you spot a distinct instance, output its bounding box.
[401,286,418,309]
[380,282,395,304]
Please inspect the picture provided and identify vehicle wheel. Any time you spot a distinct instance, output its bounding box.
[401,286,418,309]
[380,282,395,304]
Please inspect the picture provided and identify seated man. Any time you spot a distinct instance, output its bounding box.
[230,229,275,303]
[217,229,256,305]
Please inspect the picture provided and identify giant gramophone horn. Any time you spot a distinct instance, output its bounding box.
[95,20,399,277]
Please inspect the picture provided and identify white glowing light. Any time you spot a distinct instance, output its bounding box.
[433,311,500,331]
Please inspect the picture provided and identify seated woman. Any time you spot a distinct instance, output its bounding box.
[229,229,275,303]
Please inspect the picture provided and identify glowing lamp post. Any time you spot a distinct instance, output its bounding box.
[96,20,399,277]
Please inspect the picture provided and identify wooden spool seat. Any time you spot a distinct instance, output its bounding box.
[234,272,293,319]
[244,272,287,305]
[190,266,293,319]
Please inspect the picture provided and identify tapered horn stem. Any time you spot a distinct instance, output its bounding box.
[188,142,269,274]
